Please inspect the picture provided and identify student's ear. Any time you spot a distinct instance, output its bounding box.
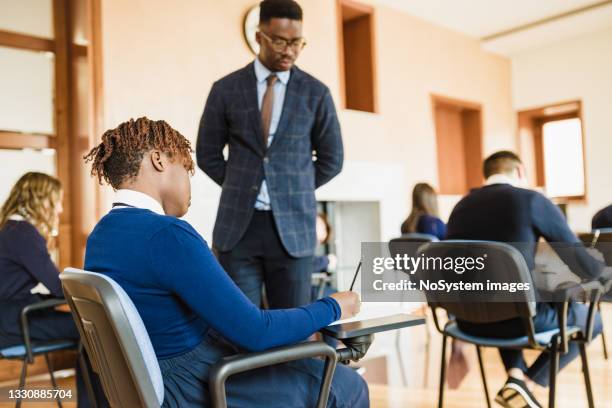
[150,150,165,173]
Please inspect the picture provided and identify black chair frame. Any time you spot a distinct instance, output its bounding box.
[209,341,337,408]
[0,298,90,408]
[432,281,602,408]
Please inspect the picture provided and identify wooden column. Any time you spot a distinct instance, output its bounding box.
[53,0,76,270]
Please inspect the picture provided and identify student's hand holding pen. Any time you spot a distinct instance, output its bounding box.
[330,291,361,320]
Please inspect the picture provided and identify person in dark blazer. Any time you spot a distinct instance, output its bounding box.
[592,204,612,229]
[446,151,606,408]
[400,182,446,240]
[197,0,343,309]
[0,172,106,408]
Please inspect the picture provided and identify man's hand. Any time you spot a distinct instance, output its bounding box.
[330,291,361,320]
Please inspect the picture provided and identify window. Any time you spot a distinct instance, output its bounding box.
[0,149,57,205]
[0,0,103,268]
[432,95,483,195]
[542,118,585,198]
[517,101,586,200]
[337,0,377,113]
[0,0,54,39]
[0,46,55,134]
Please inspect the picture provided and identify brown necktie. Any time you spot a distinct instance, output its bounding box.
[261,74,278,147]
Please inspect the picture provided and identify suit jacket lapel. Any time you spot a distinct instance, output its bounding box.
[239,63,266,154]
[269,66,304,150]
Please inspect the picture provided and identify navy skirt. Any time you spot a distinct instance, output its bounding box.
[158,330,369,408]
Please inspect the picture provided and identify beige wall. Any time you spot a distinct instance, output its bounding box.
[96,0,515,387]
[511,27,612,232]
[99,0,514,243]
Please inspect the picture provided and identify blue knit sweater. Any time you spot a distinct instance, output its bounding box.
[84,208,340,359]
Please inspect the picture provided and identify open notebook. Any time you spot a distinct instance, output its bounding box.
[330,301,424,325]
[329,260,424,325]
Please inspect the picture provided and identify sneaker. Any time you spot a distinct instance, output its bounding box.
[494,377,543,408]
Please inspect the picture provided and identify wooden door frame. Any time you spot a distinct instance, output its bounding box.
[431,94,484,195]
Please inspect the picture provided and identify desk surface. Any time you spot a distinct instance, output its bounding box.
[321,313,425,339]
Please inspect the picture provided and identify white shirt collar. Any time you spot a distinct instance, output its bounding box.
[254,58,290,85]
[8,214,25,221]
[114,189,165,215]
[484,174,520,187]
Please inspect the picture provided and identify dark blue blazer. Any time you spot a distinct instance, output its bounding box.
[446,183,603,279]
[592,205,612,229]
[197,62,343,257]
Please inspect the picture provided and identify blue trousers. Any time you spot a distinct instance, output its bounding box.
[159,330,369,408]
[458,302,602,386]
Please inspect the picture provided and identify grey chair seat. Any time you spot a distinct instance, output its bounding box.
[0,340,77,359]
[444,321,580,349]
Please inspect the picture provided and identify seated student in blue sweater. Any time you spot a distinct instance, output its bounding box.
[446,151,606,408]
[400,182,446,240]
[83,117,368,408]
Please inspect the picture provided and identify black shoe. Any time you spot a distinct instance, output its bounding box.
[494,377,543,408]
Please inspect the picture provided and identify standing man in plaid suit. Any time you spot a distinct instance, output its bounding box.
[196,0,343,309]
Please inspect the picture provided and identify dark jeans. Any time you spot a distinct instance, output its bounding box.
[159,329,369,408]
[218,211,313,309]
[0,302,108,408]
[458,302,603,386]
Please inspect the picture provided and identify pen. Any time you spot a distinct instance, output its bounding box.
[349,261,362,291]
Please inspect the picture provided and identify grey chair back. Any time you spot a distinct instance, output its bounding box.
[396,232,439,242]
[60,268,164,408]
[415,240,536,324]
[389,233,438,262]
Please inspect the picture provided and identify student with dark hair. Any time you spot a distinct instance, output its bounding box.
[446,150,606,408]
[592,204,612,230]
[401,182,446,240]
[84,117,368,407]
[197,0,344,312]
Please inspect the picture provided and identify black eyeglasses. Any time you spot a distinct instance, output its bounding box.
[259,31,307,52]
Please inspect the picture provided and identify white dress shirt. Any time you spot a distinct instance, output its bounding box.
[253,57,290,210]
[485,174,519,187]
[113,189,165,215]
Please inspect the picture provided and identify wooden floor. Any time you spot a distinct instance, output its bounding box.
[370,344,612,408]
[370,303,612,407]
[2,304,611,407]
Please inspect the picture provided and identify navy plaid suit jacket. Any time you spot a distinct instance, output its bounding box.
[196,62,343,257]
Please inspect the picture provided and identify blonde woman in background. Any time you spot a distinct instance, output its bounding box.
[0,172,106,407]
[0,172,64,302]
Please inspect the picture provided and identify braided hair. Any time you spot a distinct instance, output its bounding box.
[84,117,194,189]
